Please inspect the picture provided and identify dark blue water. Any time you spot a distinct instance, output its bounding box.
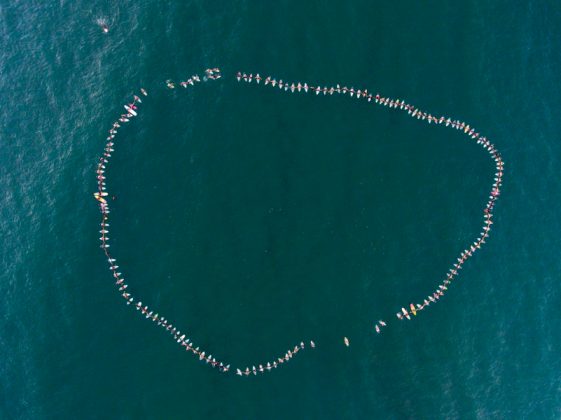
[1,1,560,418]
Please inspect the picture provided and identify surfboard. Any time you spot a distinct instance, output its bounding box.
[124,105,137,116]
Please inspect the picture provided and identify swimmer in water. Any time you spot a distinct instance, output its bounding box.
[96,18,109,33]
[344,337,350,347]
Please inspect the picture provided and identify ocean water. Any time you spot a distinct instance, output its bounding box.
[1,0,560,418]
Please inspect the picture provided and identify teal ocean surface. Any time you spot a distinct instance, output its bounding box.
[1,1,560,418]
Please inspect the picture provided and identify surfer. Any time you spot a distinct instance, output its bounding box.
[93,192,107,204]
[402,308,411,320]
